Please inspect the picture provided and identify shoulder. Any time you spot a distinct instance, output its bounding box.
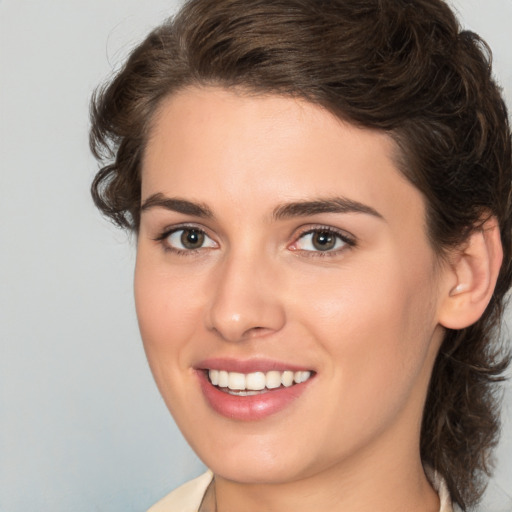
[425,466,456,512]
[147,471,214,512]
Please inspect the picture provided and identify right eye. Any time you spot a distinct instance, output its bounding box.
[162,227,217,252]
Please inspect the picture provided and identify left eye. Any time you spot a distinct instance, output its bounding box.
[165,228,217,251]
[293,230,348,252]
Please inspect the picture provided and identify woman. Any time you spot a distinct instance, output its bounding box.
[90,0,512,511]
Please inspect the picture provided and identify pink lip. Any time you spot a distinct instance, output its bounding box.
[196,357,311,373]
[195,358,315,422]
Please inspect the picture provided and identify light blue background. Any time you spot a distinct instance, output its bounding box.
[1,1,511,510]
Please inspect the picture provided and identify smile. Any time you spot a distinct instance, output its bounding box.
[208,369,313,395]
[197,360,316,421]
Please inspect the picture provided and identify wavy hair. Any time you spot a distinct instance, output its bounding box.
[89,0,512,508]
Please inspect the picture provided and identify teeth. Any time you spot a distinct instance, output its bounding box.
[209,369,219,385]
[294,371,311,384]
[281,370,294,387]
[218,370,229,388]
[208,369,312,391]
[246,372,266,390]
[228,372,246,390]
[266,370,282,389]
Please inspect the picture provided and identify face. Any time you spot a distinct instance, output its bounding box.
[135,87,449,484]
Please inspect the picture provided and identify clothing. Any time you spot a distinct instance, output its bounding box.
[147,469,459,512]
[147,471,213,512]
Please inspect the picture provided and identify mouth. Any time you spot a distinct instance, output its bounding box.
[196,361,316,421]
[205,369,313,396]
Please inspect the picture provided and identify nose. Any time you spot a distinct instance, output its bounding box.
[205,249,286,343]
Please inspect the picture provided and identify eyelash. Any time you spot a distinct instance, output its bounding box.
[153,224,217,256]
[153,224,356,257]
[290,225,356,258]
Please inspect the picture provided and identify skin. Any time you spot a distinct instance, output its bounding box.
[135,86,455,512]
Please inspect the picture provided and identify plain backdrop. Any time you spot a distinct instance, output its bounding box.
[1,1,511,511]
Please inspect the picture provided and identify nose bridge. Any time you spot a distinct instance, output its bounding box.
[206,243,285,342]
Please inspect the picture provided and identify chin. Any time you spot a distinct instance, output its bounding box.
[209,457,307,485]
[195,430,330,486]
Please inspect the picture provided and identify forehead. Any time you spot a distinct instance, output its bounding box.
[142,86,425,226]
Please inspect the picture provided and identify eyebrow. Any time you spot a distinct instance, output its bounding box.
[272,197,384,221]
[140,193,383,222]
[140,193,213,218]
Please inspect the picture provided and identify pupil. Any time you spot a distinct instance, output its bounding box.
[313,231,335,251]
[181,229,204,249]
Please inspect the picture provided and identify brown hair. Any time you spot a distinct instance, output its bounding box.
[90,0,512,508]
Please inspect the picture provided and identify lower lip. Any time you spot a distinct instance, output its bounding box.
[197,371,312,421]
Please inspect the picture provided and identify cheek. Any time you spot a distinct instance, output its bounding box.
[133,252,213,427]
[290,257,439,420]
[134,251,205,370]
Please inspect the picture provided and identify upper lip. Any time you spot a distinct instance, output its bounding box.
[196,357,313,373]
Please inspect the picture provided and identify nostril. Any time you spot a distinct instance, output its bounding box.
[243,326,272,339]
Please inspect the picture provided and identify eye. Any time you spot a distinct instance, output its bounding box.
[162,227,217,252]
[291,228,353,253]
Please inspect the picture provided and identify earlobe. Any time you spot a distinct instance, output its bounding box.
[439,216,503,330]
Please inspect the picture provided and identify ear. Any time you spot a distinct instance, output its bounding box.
[438,216,503,330]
